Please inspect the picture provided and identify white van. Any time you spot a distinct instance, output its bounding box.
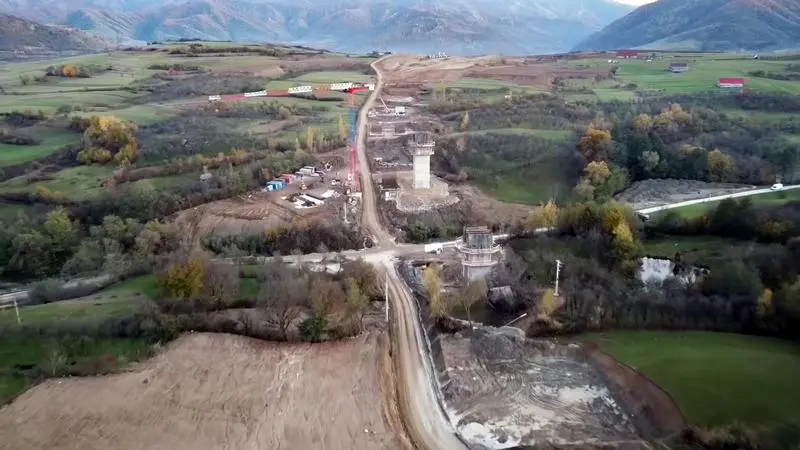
[771,183,784,190]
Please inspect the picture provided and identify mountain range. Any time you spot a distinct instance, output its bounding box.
[0,13,108,58]
[0,0,635,55]
[573,0,800,52]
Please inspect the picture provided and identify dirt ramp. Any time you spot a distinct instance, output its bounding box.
[582,341,687,438]
[0,332,407,450]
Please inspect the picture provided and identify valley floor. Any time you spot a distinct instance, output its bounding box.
[0,332,409,450]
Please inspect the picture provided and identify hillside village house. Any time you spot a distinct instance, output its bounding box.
[717,78,745,88]
[616,50,640,59]
[668,63,689,73]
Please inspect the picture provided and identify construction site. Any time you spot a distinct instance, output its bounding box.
[174,81,375,240]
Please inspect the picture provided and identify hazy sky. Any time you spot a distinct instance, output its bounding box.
[615,0,657,5]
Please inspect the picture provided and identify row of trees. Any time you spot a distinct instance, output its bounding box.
[0,208,181,280]
[651,197,800,245]
[156,254,381,341]
[202,223,367,257]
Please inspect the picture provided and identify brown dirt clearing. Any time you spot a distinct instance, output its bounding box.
[377,55,609,91]
[173,188,339,238]
[0,332,411,450]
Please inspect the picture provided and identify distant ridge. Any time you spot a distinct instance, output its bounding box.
[573,0,800,53]
[0,13,109,59]
[0,0,635,55]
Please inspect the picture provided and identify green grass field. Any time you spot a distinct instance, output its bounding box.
[472,163,573,205]
[0,165,113,200]
[614,57,800,94]
[0,126,81,167]
[588,331,800,427]
[665,189,800,219]
[0,275,158,327]
[641,235,756,267]
[291,70,373,83]
[452,128,572,140]
[0,336,151,403]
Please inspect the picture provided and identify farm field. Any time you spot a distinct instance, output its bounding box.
[451,128,572,140]
[561,54,800,95]
[587,331,800,427]
[0,125,81,166]
[0,43,375,223]
[0,332,408,450]
[0,165,113,201]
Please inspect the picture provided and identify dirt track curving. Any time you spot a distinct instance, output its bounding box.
[0,332,410,450]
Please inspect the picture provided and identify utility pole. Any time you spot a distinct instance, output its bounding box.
[554,259,563,297]
[13,296,21,325]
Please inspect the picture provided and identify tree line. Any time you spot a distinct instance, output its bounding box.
[506,199,800,342]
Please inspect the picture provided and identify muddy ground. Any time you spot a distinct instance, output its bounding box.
[615,179,754,211]
[0,332,410,450]
[375,55,609,91]
[438,328,641,449]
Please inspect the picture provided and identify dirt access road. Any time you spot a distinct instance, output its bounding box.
[359,56,468,450]
[0,333,409,450]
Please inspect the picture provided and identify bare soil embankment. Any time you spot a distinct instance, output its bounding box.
[0,332,410,450]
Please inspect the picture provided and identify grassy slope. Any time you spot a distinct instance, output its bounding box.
[0,165,114,200]
[0,126,81,167]
[589,331,800,427]
[0,275,159,326]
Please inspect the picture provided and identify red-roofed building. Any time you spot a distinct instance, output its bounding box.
[616,50,640,59]
[717,78,745,88]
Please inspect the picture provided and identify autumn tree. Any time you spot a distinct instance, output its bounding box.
[707,149,736,182]
[338,115,348,139]
[424,263,447,319]
[632,113,653,134]
[62,64,79,78]
[459,278,487,327]
[459,111,470,132]
[584,161,611,186]
[158,254,207,299]
[306,126,316,153]
[527,201,558,229]
[539,288,558,318]
[578,128,613,162]
[80,116,138,165]
[573,180,595,201]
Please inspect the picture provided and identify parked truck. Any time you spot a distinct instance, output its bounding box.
[424,243,443,254]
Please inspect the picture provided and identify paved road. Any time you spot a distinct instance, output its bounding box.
[637,184,800,216]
